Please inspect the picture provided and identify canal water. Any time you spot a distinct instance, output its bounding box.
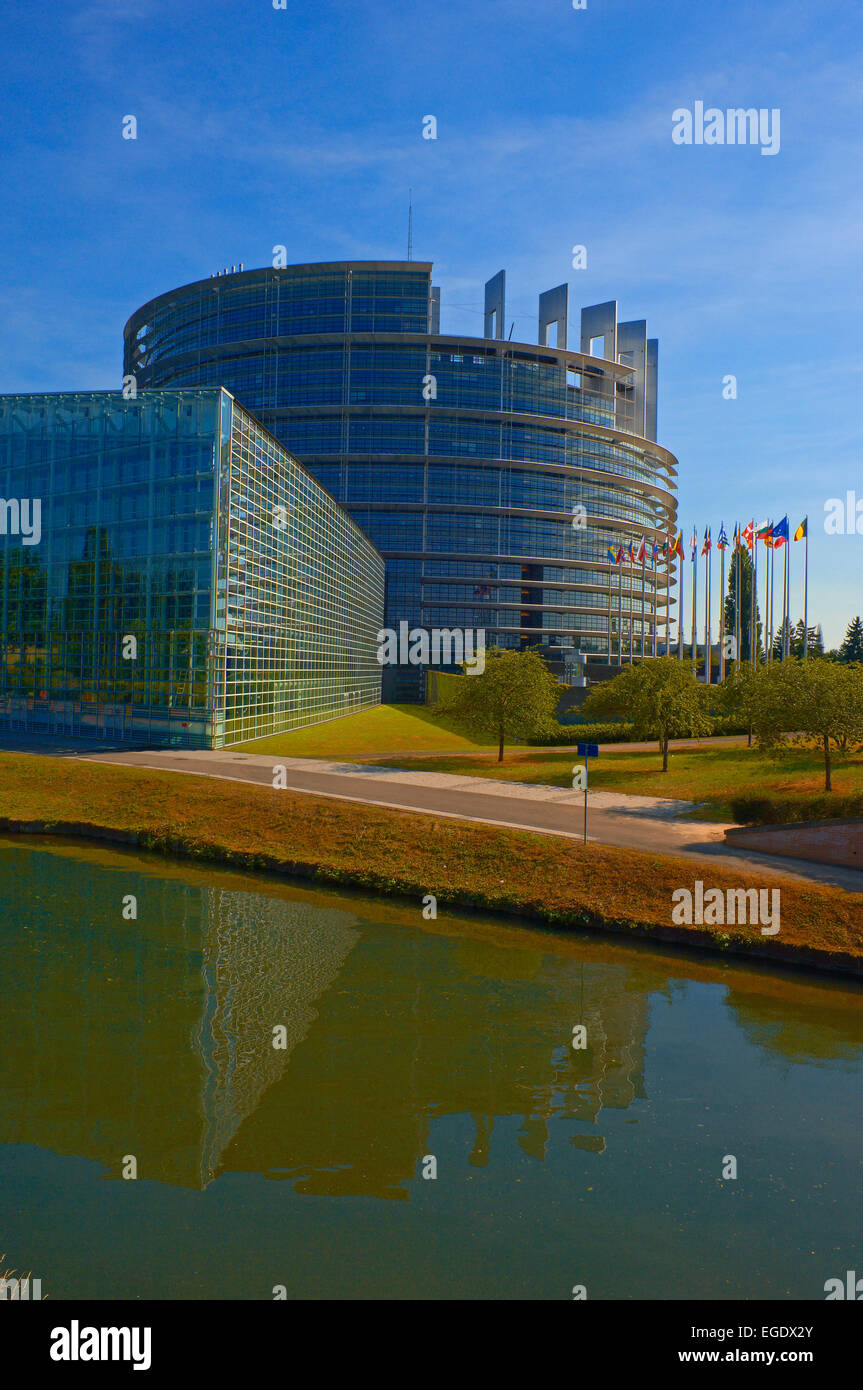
[0,837,860,1301]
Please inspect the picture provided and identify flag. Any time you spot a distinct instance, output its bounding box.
[732,523,741,551]
[794,517,808,541]
[636,536,647,563]
[652,539,662,563]
[772,516,789,548]
[742,521,754,550]
[673,530,684,559]
[606,544,618,564]
[616,544,625,564]
[717,524,729,551]
[628,539,638,563]
[756,520,773,547]
[701,526,712,556]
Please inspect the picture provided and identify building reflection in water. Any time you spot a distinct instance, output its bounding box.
[194,889,361,1187]
[0,843,861,1200]
[221,925,649,1197]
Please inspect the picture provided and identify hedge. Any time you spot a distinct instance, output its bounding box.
[526,721,635,746]
[709,714,754,736]
[730,792,863,826]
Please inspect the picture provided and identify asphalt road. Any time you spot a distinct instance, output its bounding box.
[83,748,863,894]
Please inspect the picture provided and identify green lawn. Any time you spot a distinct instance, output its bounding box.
[231,702,523,759]
[230,705,863,825]
[365,743,863,821]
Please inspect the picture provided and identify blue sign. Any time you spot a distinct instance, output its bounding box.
[577,742,599,757]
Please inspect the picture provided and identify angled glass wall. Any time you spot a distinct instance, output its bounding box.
[213,391,385,745]
[0,389,383,747]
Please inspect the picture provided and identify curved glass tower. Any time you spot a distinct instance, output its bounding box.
[124,262,678,699]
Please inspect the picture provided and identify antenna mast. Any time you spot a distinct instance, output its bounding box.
[407,189,413,261]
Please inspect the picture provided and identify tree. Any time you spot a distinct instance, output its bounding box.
[750,659,863,791]
[769,618,824,662]
[771,617,794,662]
[839,616,863,664]
[723,547,763,666]
[718,660,762,745]
[436,646,561,762]
[785,619,824,659]
[805,621,824,657]
[580,656,711,771]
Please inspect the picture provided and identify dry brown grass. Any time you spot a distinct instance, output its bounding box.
[0,751,860,972]
[0,1255,43,1300]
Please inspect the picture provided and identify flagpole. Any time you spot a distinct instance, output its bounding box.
[624,560,629,663]
[772,533,778,658]
[641,556,646,660]
[663,547,668,657]
[778,536,789,656]
[628,560,634,665]
[677,543,684,661]
[750,519,757,664]
[617,558,623,666]
[734,528,740,668]
[691,530,697,675]
[702,536,707,681]
[767,533,772,658]
[755,530,761,661]
[708,539,713,681]
[703,535,710,683]
[653,542,658,656]
[653,548,659,657]
[782,537,788,659]
[779,535,784,658]
[663,545,668,657]
[607,560,613,663]
[675,544,683,658]
[787,531,792,657]
[733,525,739,667]
[803,522,809,657]
[719,539,726,682]
[766,533,773,662]
[739,525,744,667]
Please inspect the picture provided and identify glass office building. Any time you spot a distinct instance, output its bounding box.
[0,388,384,747]
[124,262,678,698]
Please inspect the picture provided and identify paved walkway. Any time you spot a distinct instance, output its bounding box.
[84,748,863,895]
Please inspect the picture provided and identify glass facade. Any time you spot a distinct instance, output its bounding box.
[0,388,384,747]
[125,262,678,697]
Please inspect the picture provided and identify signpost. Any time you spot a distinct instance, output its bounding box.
[575,743,600,843]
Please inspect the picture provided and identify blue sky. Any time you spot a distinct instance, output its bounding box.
[0,0,861,645]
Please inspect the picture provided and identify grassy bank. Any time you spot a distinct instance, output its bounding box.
[366,744,863,824]
[0,752,861,974]
[232,703,523,759]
